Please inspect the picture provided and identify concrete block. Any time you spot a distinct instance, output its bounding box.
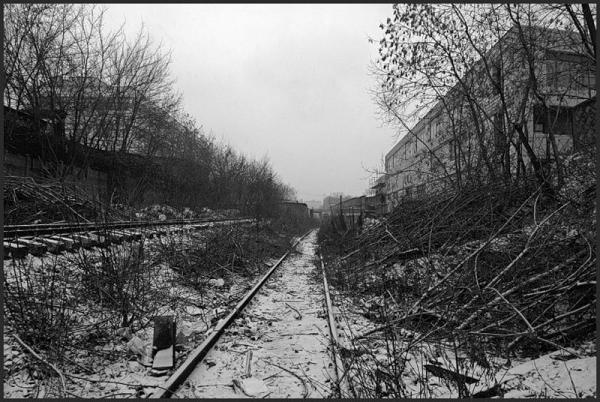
[152,346,174,370]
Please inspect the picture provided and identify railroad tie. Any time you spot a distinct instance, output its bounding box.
[15,238,48,256]
[35,237,66,254]
[3,241,29,259]
[48,236,78,251]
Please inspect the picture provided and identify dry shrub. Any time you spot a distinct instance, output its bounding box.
[319,178,596,396]
[71,239,161,329]
[4,256,76,362]
[157,223,293,292]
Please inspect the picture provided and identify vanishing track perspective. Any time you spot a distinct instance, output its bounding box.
[151,229,346,398]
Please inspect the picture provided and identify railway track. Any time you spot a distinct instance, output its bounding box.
[150,229,348,398]
[2,217,254,259]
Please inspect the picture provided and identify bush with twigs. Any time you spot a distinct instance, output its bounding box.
[157,223,293,292]
[69,234,171,331]
[4,256,76,363]
[319,174,596,397]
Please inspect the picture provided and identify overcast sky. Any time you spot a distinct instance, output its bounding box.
[102,4,399,202]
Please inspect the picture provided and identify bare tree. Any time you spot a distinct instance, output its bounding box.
[373,3,596,194]
[5,3,298,214]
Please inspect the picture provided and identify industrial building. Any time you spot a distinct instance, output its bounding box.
[380,26,596,211]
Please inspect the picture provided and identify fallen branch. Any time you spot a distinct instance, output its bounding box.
[458,249,588,330]
[354,311,448,340]
[490,287,535,333]
[285,303,303,320]
[12,334,67,397]
[64,372,174,391]
[340,248,360,261]
[266,362,309,398]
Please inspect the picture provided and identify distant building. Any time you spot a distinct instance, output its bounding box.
[309,208,323,221]
[368,175,388,214]
[322,194,351,216]
[279,201,310,218]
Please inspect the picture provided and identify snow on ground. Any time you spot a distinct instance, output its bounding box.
[3,228,269,398]
[177,230,337,398]
[500,344,596,398]
[330,284,596,398]
[4,228,595,398]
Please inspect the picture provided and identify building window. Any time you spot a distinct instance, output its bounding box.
[545,60,572,89]
[545,52,595,91]
[534,104,574,136]
[534,122,544,133]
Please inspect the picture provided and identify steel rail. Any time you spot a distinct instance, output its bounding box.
[319,252,351,398]
[3,217,253,238]
[150,229,314,399]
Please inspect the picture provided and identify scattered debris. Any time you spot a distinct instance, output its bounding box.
[148,368,169,377]
[126,336,146,357]
[232,377,270,397]
[209,278,225,287]
[3,226,327,398]
[285,302,303,320]
[115,327,132,341]
[424,364,479,396]
[244,350,253,377]
[153,346,174,370]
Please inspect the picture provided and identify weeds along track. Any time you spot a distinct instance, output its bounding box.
[2,217,254,259]
[152,229,345,399]
[317,181,596,398]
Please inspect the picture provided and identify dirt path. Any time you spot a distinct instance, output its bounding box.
[176,230,336,398]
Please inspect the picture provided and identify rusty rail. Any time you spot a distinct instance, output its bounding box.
[319,252,351,398]
[150,229,314,398]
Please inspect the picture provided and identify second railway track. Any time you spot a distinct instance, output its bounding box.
[151,229,347,398]
[2,217,254,259]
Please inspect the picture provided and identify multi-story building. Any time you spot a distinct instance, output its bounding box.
[36,75,147,153]
[383,26,595,210]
